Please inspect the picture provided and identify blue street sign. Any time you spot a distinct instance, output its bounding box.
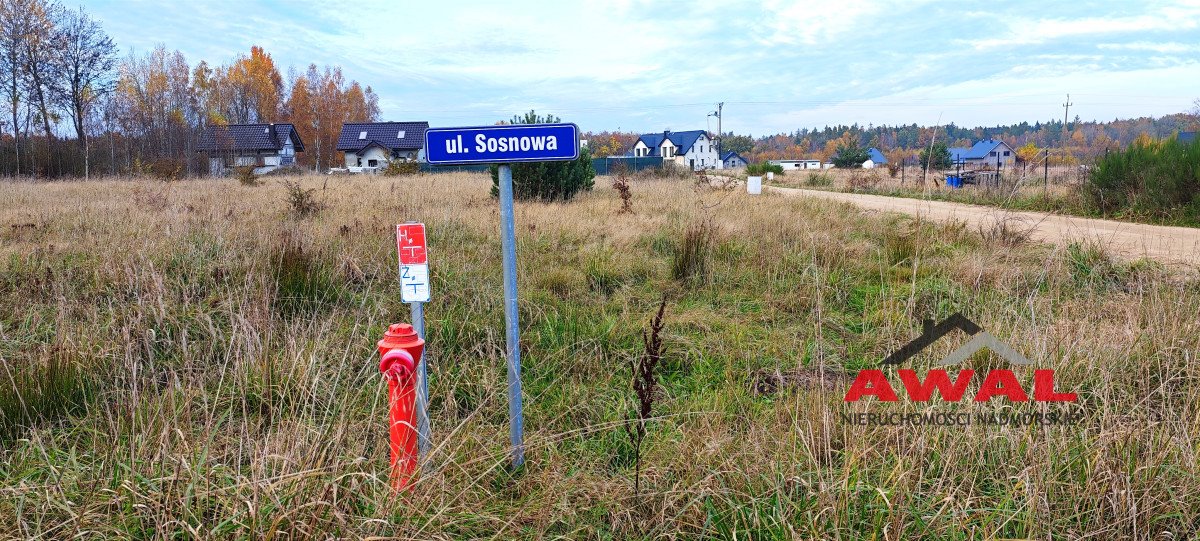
[425,123,580,165]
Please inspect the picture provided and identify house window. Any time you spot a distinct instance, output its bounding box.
[990,151,996,157]
[1003,151,1011,156]
[368,159,378,167]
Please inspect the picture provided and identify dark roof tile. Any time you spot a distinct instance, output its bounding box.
[337,122,429,152]
[196,123,303,152]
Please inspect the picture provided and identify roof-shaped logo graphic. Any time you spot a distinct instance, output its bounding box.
[883,313,1031,366]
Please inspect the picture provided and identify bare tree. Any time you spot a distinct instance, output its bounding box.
[0,0,37,175]
[53,5,116,178]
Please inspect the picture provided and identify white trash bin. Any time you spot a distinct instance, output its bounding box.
[747,176,762,195]
[767,172,774,181]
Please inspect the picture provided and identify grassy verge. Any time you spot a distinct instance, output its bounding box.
[1,173,1198,538]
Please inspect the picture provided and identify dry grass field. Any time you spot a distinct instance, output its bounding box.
[1,172,1199,538]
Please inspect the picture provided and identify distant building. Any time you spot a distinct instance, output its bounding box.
[196,123,304,176]
[863,147,888,169]
[769,159,822,170]
[632,130,721,170]
[948,139,1016,168]
[336,121,430,170]
[721,151,749,169]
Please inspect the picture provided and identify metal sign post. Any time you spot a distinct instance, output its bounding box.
[396,223,432,464]
[425,123,580,469]
[497,164,525,467]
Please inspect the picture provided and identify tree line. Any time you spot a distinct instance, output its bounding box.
[0,0,380,178]
[585,109,1198,168]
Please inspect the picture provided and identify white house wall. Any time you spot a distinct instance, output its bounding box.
[344,147,391,168]
[686,134,721,170]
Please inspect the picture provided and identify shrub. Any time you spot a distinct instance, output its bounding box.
[805,172,833,187]
[847,170,881,190]
[613,172,633,213]
[136,157,185,181]
[382,161,420,177]
[235,166,259,186]
[489,111,596,201]
[281,180,323,218]
[746,161,784,176]
[1085,135,1200,223]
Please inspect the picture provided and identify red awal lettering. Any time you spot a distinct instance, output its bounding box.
[843,369,1077,402]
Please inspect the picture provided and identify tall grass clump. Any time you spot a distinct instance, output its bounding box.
[671,218,714,282]
[0,351,95,442]
[1086,135,1200,224]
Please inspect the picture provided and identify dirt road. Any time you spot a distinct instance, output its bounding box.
[769,186,1200,267]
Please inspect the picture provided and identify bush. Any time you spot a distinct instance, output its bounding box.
[745,162,784,176]
[489,111,596,201]
[805,172,833,187]
[281,180,323,218]
[1085,135,1200,223]
[235,166,259,186]
[382,161,420,177]
[136,157,185,181]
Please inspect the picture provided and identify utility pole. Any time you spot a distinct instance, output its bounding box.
[1061,93,1073,144]
[709,102,724,154]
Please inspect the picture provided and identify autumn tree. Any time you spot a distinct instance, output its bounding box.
[223,46,283,123]
[1015,141,1040,174]
[284,64,380,171]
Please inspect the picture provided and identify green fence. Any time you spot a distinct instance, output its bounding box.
[591,156,664,175]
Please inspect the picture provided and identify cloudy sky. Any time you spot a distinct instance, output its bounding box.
[86,0,1199,135]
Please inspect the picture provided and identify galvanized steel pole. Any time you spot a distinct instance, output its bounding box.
[409,301,431,467]
[498,164,526,468]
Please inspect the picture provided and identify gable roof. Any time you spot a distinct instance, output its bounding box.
[196,123,304,152]
[636,130,708,156]
[948,139,1010,162]
[867,147,887,165]
[337,121,429,152]
[721,151,747,162]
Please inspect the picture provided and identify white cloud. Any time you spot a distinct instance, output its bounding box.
[967,5,1200,49]
[1098,41,1200,53]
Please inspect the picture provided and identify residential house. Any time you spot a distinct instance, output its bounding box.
[336,121,430,171]
[948,139,1016,168]
[769,159,822,170]
[632,130,721,170]
[196,123,304,175]
[863,147,888,169]
[721,151,749,169]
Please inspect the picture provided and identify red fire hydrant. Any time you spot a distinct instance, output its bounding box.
[377,323,425,492]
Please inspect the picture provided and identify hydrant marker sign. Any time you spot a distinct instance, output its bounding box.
[396,223,430,303]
